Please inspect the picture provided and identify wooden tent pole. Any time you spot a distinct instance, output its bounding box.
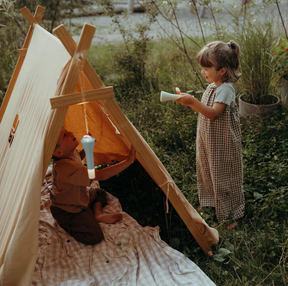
[102,98,218,255]
[53,25,104,89]
[53,25,152,175]
[50,86,114,109]
[0,6,45,123]
[42,24,96,181]
[52,24,218,254]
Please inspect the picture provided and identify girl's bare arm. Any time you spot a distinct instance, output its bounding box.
[174,93,225,121]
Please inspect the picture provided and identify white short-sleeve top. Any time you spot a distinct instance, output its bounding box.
[214,82,236,106]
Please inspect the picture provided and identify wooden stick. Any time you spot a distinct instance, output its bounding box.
[52,23,219,254]
[34,6,45,23]
[50,87,114,109]
[53,24,77,56]
[43,24,96,179]
[18,49,27,57]
[60,24,95,96]
[22,6,45,49]
[20,7,38,25]
[53,24,104,89]
[102,98,218,254]
[0,6,45,123]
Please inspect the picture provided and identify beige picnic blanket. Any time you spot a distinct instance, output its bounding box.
[32,166,216,286]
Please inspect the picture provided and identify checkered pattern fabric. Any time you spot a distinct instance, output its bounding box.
[32,167,216,285]
[196,84,245,222]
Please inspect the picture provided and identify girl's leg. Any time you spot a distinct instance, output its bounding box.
[226,221,238,229]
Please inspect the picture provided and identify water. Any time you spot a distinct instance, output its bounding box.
[63,0,288,44]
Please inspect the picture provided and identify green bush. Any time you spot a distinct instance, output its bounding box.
[104,93,288,286]
[0,1,28,105]
[87,23,288,284]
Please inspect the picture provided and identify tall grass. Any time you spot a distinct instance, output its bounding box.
[90,38,288,285]
[235,21,278,105]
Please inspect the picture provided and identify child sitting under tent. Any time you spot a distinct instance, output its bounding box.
[50,127,136,245]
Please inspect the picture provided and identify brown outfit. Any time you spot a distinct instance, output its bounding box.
[196,83,245,222]
[50,150,107,245]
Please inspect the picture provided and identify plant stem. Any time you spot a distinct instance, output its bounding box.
[206,0,220,39]
[255,248,286,286]
[148,1,205,88]
[275,0,288,40]
[169,1,205,88]
[190,0,206,45]
[151,0,201,48]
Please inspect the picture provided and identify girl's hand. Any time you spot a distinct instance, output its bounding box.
[173,93,195,106]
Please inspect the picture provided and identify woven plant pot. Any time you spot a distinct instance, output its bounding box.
[239,94,280,117]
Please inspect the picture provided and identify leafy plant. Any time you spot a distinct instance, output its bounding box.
[236,21,278,105]
[91,35,288,284]
[0,0,24,104]
[14,0,89,33]
[273,37,288,81]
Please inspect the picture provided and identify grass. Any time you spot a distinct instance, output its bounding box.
[100,100,288,286]
[91,39,288,285]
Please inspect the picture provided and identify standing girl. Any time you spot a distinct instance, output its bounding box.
[174,41,245,228]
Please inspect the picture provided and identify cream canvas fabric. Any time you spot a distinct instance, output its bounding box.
[0,24,71,286]
[0,20,219,286]
[32,167,216,286]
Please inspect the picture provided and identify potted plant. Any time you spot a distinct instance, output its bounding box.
[236,22,280,116]
[273,37,288,106]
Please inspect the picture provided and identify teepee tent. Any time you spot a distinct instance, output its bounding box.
[0,6,219,285]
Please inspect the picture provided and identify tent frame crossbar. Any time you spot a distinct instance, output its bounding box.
[50,87,114,109]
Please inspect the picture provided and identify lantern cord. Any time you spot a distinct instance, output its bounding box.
[77,53,89,135]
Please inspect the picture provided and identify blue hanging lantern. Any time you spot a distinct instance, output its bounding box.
[81,135,96,179]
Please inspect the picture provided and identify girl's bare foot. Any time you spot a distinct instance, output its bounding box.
[226,221,238,229]
[95,213,122,224]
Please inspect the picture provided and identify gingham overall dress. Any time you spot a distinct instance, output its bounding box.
[196,83,245,222]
